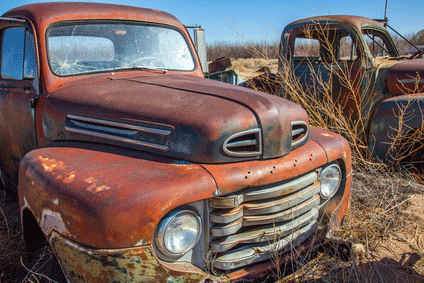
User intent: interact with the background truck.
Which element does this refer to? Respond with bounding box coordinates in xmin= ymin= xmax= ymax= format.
xmin=0 ymin=2 xmax=351 ymax=282
xmin=279 ymin=15 xmax=424 ymax=172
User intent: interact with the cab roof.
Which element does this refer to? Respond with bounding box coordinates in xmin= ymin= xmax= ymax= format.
xmin=2 ymin=2 xmax=184 ymax=30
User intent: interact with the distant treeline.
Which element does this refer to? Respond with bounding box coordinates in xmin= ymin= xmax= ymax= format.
xmin=207 ymin=42 xmax=279 ymax=61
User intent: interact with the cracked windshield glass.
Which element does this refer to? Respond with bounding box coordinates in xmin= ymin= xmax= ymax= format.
xmin=47 ymin=22 xmax=195 ymax=76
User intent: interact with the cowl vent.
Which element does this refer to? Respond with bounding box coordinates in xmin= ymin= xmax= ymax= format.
xmin=222 ymin=129 xmax=262 ymax=157
xmin=291 ymin=121 xmax=309 ymax=148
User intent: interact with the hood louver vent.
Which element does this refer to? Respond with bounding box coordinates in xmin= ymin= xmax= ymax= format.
xmin=65 ymin=114 xmax=172 ymax=150
xmin=291 ymin=121 xmax=309 ymax=148
xmin=222 ymin=129 xmax=262 ymax=157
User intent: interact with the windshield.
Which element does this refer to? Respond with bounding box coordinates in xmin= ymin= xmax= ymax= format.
xmin=47 ymin=22 xmax=196 ymax=76
xmin=362 ymin=28 xmax=399 ymax=58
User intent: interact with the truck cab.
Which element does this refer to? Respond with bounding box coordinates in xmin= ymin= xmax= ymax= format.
xmin=281 ymin=16 xmax=424 ymax=169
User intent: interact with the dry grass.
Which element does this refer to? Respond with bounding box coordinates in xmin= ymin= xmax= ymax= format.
xmin=277 ymin=166 xmax=424 ymax=283
xmin=0 ymin=190 xmax=25 ymax=282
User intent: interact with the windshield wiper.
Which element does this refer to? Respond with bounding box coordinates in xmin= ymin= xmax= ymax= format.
xmin=113 ymin=66 xmax=167 ymax=74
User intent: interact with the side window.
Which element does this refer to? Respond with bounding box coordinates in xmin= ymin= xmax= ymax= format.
xmin=294 ymin=37 xmax=320 ymax=57
xmin=362 ymin=30 xmax=393 ymax=58
xmin=1 ymin=27 xmax=24 ymax=80
xmin=293 ymin=37 xmax=320 ymax=62
xmin=292 ymin=29 xmax=359 ymax=64
xmin=339 ymin=34 xmax=358 ymax=61
xmin=1 ymin=27 xmax=36 ymax=80
xmin=24 ymin=29 xmax=37 ymax=79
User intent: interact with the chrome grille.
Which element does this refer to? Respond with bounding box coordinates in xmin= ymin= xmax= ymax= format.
xmin=209 ymin=171 xmax=320 ymax=270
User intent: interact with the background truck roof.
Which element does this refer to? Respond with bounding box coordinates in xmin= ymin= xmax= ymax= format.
xmin=285 ymin=15 xmax=385 ymax=32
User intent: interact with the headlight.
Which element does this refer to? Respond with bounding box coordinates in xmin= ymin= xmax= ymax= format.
xmin=155 ymin=210 xmax=202 ymax=257
xmin=319 ymin=164 xmax=342 ymax=199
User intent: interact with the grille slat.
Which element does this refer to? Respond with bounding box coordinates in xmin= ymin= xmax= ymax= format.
xmin=209 ymin=171 xmax=317 ymax=209
xmin=210 ymin=181 xmax=320 ymax=224
xmin=65 ymin=114 xmax=173 ymax=150
xmin=226 ymin=139 xmax=258 ymax=148
xmin=291 ymin=121 xmax=309 ymax=148
xmin=212 ymin=221 xmax=318 ymax=270
xmin=210 ymin=207 xmax=319 ymax=253
xmin=222 ymin=129 xmax=262 ymax=157
xmin=209 ymin=170 xmax=320 ymax=270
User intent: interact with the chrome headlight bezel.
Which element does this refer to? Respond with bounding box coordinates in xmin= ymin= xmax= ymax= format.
xmin=319 ymin=163 xmax=342 ymax=199
xmin=155 ymin=209 xmax=202 ymax=258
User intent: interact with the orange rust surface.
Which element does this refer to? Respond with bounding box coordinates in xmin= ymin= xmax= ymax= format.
xmin=202 ymin=127 xmax=351 ymax=195
xmin=309 ymin=127 xmax=352 ymax=225
xmin=18 ymin=127 xmax=352 ymax=250
xmin=18 ymin=142 xmax=217 ymax=249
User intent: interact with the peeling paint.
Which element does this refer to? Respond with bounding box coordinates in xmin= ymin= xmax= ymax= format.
xmin=40 ymin=209 xmax=69 ymax=235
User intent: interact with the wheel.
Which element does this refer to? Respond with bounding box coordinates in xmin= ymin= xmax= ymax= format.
xmin=21 ymin=210 xmax=67 ymax=282
xmin=406 ymin=146 xmax=424 ymax=177
xmin=397 ymin=141 xmax=424 ymax=180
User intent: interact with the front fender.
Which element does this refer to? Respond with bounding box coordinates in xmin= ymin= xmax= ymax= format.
xmin=18 ymin=141 xmax=217 ymax=249
xmin=368 ymin=93 xmax=424 ymax=162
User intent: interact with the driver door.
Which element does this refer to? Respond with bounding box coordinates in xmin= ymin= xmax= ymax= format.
xmin=0 ymin=24 xmax=39 ymax=186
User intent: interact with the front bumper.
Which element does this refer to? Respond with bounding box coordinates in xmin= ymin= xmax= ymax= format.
xmin=50 ymin=232 xmax=210 ymax=282
xmin=51 ymin=229 xmax=329 ymax=283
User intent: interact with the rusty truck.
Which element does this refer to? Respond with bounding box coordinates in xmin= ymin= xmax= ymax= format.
xmin=279 ymin=16 xmax=424 ymax=171
xmin=0 ymin=3 xmax=351 ymax=282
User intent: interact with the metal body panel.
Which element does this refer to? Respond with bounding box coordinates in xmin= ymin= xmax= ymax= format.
xmin=387 ymin=58 xmax=424 ymax=95
xmin=18 ymin=141 xmax=218 ymax=248
xmin=202 ymin=127 xmax=351 ymax=195
xmin=369 ymin=92 xmax=424 ymax=162
xmin=42 ymin=74 xmax=308 ymax=163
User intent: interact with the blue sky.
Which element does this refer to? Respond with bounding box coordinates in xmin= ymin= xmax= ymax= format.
xmin=2 ymin=0 xmax=423 ymax=44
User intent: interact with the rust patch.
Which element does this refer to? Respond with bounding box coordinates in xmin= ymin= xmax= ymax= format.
xmin=37 ymin=155 xmax=77 ymax=185
xmin=38 ymin=156 xmax=66 ymax=172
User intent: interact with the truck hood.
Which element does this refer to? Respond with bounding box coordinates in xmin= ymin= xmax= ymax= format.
xmin=387 ymin=58 xmax=424 ymax=95
xmin=43 ymin=74 xmax=309 ymax=163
